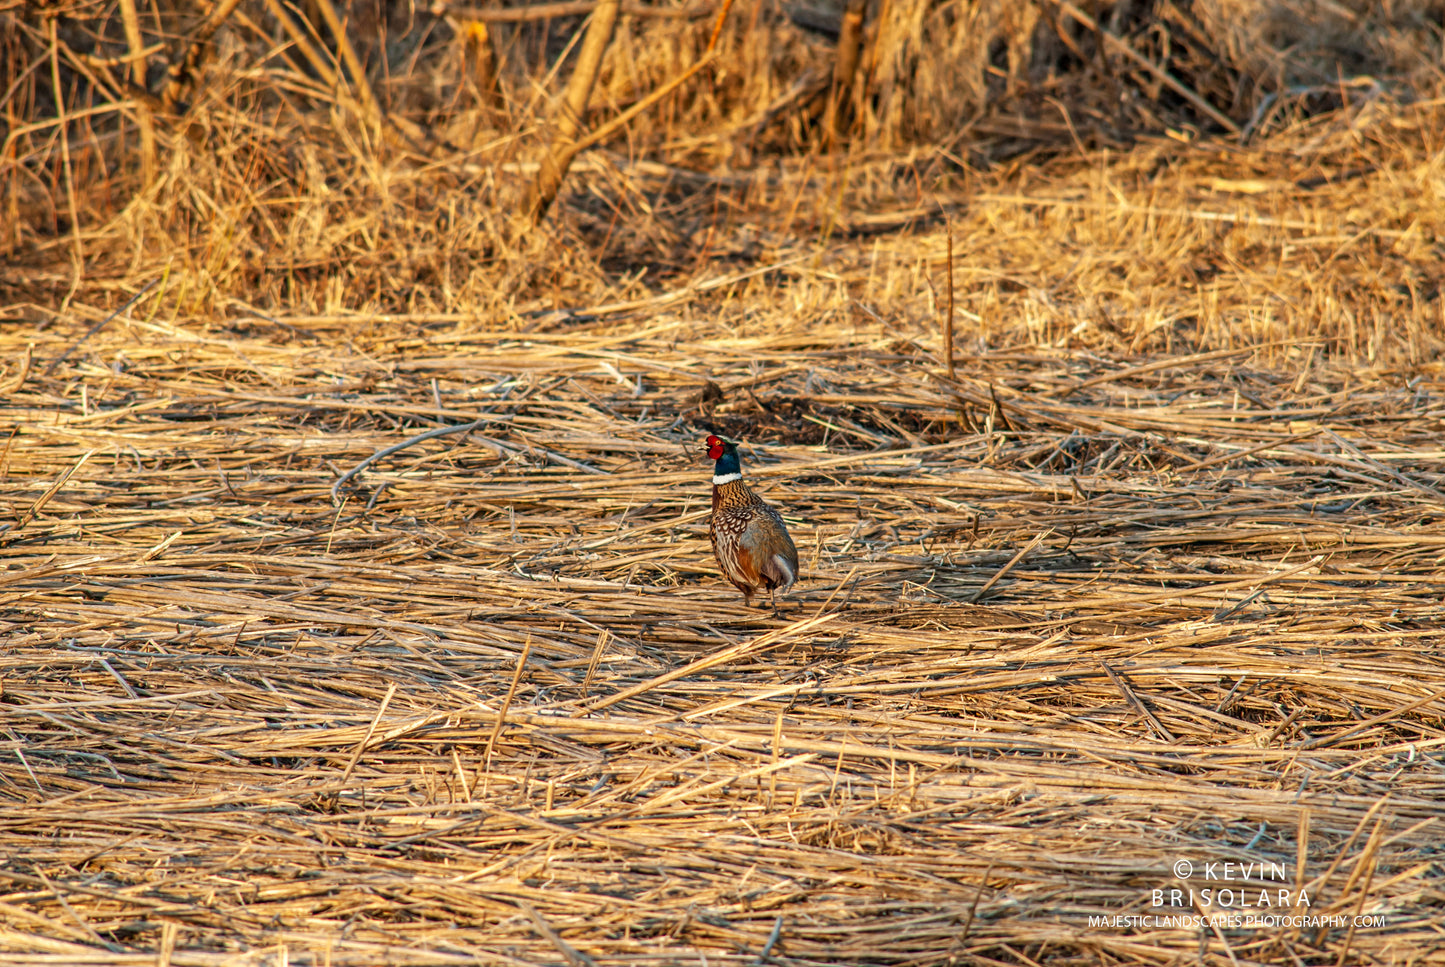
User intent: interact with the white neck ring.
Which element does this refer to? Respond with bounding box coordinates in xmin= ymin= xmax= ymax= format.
xmin=712 ymin=472 xmax=742 ymax=485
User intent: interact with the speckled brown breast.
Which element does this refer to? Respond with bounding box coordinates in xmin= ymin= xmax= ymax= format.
xmin=710 ymin=505 xmax=763 ymax=589
xmin=708 ymin=480 xmax=796 ymax=600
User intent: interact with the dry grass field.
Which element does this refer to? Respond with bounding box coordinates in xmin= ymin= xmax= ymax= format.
xmin=4 ymin=0 xmax=1445 ymax=964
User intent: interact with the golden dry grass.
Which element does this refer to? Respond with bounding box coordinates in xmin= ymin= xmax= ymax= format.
xmin=5 ymin=1 xmax=1445 ymax=964
xmin=3 ymin=301 xmax=1445 ymax=965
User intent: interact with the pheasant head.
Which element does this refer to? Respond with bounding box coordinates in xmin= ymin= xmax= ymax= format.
xmin=702 ymin=434 xmax=742 ymax=484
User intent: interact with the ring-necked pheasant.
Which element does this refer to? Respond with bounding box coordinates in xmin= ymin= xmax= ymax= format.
xmin=702 ymin=434 xmax=799 ymax=608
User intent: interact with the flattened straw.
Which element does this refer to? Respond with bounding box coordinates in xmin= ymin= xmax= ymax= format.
xmin=1260 ymin=708 xmax=1302 ymax=746
xmin=966 ymin=529 xmax=1049 ymax=603
xmin=539 ymin=249 xmax=813 ymax=319
xmin=502 ymin=433 xmax=609 ymax=474
xmin=754 ymin=914 xmax=784 ymax=965
xmin=1298 ymin=687 xmax=1445 ymax=751
xmin=1047 ymin=343 xmax=1296 ymax=398
xmin=1064 ymin=555 xmax=1326 ymax=611
xmin=484 ymin=635 xmax=534 ymax=775
xmin=157 ymin=922 xmax=178 ymax=967
xmin=1336 ymin=816 xmax=1387 ymax=967
xmin=4 ymin=449 xmax=93 ymax=539
xmin=14 ymin=747 xmax=42 ymax=794
xmin=1101 ymin=662 xmax=1176 ymax=742
xmin=581 ymin=629 xmax=610 ymax=696
xmin=973 ymin=194 xmax=1407 ymax=236
xmin=331 ymin=418 xmax=605 ymax=504
xmin=1 ymin=348 xmax=30 ymax=395
xmin=6 ymin=164 xmax=1445 ymax=963
xmin=813 ymin=563 xmax=861 ymax=616
xmin=0 ymin=868 xmax=204 ymax=918
xmin=137 ymin=529 xmax=182 ymax=563
xmin=452 ymin=747 xmax=473 ymax=803
xmin=331 ymin=419 xmax=485 ymax=504
xmin=1177 ymin=427 xmax=1322 ymax=473
xmin=1322 ymin=428 xmax=1445 ymax=504
xmin=33 ymin=866 xmax=122 ymax=953
xmin=521 ymin=901 xmax=597 ymax=967
xmin=97 ymin=658 xmax=139 ymax=699
xmin=326 ymin=496 xmax=347 ymax=554
xmin=326 ymin=682 xmax=397 ymax=811
xmin=1206 ymin=917 xmax=1243 ymax=967
xmin=987 ymin=383 xmax=1013 ymax=432
xmin=1296 ymin=810 xmax=1310 ymax=908
xmin=579 ymin=614 xmax=837 ymax=714
xmin=1302 ymin=796 xmax=1391 ymax=901
xmin=1211 ymin=586 xmax=1269 ymax=621
xmin=959 ymin=864 xmax=992 ymax=944
xmin=624 ymin=753 xmax=816 ymax=815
